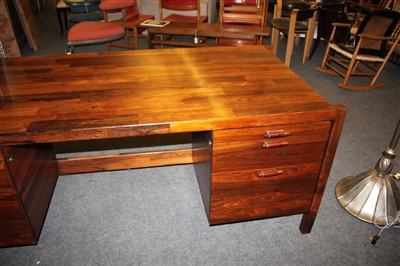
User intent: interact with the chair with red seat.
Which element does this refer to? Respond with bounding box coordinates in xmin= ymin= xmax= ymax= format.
xmin=66 ymin=0 xmax=134 ymax=54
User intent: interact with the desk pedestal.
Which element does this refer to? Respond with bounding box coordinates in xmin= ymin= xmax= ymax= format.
xmin=0 ymin=145 xmax=58 ymax=247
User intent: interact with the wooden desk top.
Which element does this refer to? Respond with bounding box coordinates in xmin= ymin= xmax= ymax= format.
xmin=0 ymin=46 xmax=336 ymax=146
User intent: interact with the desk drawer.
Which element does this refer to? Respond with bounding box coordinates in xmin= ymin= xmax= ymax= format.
xmin=209 ymin=162 xmax=320 ymax=224
xmin=212 ymin=122 xmax=331 ymax=173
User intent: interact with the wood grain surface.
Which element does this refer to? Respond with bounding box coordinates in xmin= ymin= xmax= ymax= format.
xmin=0 ymin=46 xmax=335 ymax=146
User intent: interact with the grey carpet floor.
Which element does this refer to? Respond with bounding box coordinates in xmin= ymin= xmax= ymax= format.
xmin=1 ymin=6 xmax=400 ymax=266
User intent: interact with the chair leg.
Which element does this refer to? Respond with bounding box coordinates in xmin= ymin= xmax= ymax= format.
xmin=66 ymin=45 xmax=73 ymax=54
xmin=341 ymin=55 xmax=358 ymax=86
xmin=303 ymin=32 xmax=313 ymax=63
xmin=370 ymin=62 xmax=386 ymax=86
xmin=271 ymin=28 xmax=280 ymax=55
xmin=285 ymin=31 xmax=295 ymax=67
xmin=133 ymin=27 xmax=139 ymax=49
xmin=317 ymin=43 xmax=331 ymax=69
xmin=160 ymin=34 xmax=164 ymax=49
xmin=284 ymin=11 xmax=298 ymax=67
xmin=303 ymin=14 xmax=316 ymax=63
xmin=295 ymin=35 xmax=300 ymax=46
xmin=36 ymin=0 xmax=41 ymax=14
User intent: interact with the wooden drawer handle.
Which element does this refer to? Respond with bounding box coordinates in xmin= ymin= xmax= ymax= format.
xmin=258 ymin=169 xmax=283 ymax=178
xmin=262 ymin=141 xmax=288 ymax=149
xmin=264 ymin=130 xmax=291 ymax=139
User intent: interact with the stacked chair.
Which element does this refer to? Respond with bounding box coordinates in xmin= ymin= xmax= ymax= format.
xmin=218 ymin=0 xmax=268 ymax=46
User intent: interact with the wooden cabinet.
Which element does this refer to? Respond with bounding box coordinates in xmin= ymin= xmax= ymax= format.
xmin=0 ymin=145 xmax=58 ymax=247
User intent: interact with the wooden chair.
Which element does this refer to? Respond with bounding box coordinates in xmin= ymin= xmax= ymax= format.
xmin=66 ymin=0 xmax=134 ymax=54
xmin=218 ymin=0 xmax=268 ymax=46
xmin=157 ymin=0 xmax=208 ymax=47
xmin=315 ymin=9 xmax=400 ymax=90
xmin=158 ymin=0 xmax=207 ymax=23
xmin=345 ymin=0 xmax=393 ymax=28
xmin=107 ymin=1 xmax=155 ymax=50
xmin=271 ymin=0 xmax=317 ymax=67
xmin=57 ymin=0 xmax=103 ymax=37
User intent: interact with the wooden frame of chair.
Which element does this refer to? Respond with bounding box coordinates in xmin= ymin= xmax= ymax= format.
xmin=107 ymin=2 xmax=155 ymax=50
xmin=271 ymin=0 xmax=317 ymax=67
xmin=218 ymin=0 xmax=268 ymax=45
xmin=359 ymin=0 xmax=393 ymax=9
xmin=158 ymin=0 xmax=207 ymax=23
xmin=315 ymin=11 xmax=400 ymax=90
xmin=157 ymin=0 xmax=207 ymax=48
xmin=392 ymin=0 xmax=400 ymax=11
xmin=36 ymin=0 xmax=46 ymax=14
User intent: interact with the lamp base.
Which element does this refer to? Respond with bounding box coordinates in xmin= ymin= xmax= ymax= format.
xmin=335 ymin=169 xmax=400 ymax=226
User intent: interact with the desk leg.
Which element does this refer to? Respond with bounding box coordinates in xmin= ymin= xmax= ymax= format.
xmin=299 ymin=105 xmax=346 ymax=234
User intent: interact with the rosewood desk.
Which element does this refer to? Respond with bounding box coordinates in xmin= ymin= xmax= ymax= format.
xmin=0 ymin=46 xmax=346 ymax=247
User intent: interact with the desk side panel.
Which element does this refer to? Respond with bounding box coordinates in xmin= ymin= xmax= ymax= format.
xmin=0 ymin=151 xmax=36 ymax=247
xmin=0 ymin=144 xmax=59 ymax=247
xmin=193 ymin=132 xmax=213 ymax=219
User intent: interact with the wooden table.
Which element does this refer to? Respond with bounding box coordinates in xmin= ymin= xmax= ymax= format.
xmin=146 ymin=21 xmax=270 ymax=48
xmin=0 ymin=46 xmax=346 ymax=247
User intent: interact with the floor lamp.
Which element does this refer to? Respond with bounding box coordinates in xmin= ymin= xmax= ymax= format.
xmin=335 ymin=118 xmax=400 ymax=226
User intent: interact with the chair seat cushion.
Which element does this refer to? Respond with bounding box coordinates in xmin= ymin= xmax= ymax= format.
xmin=100 ymin=0 xmax=134 ymax=10
xmin=164 ymin=14 xmax=207 ymax=23
xmin=68 ymin=21 xmax=124 ymax=42
xmin=329 ymin=43 xmax=386 ymax=62
xmin=271 ymin=18 xmax=308 ymax=31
